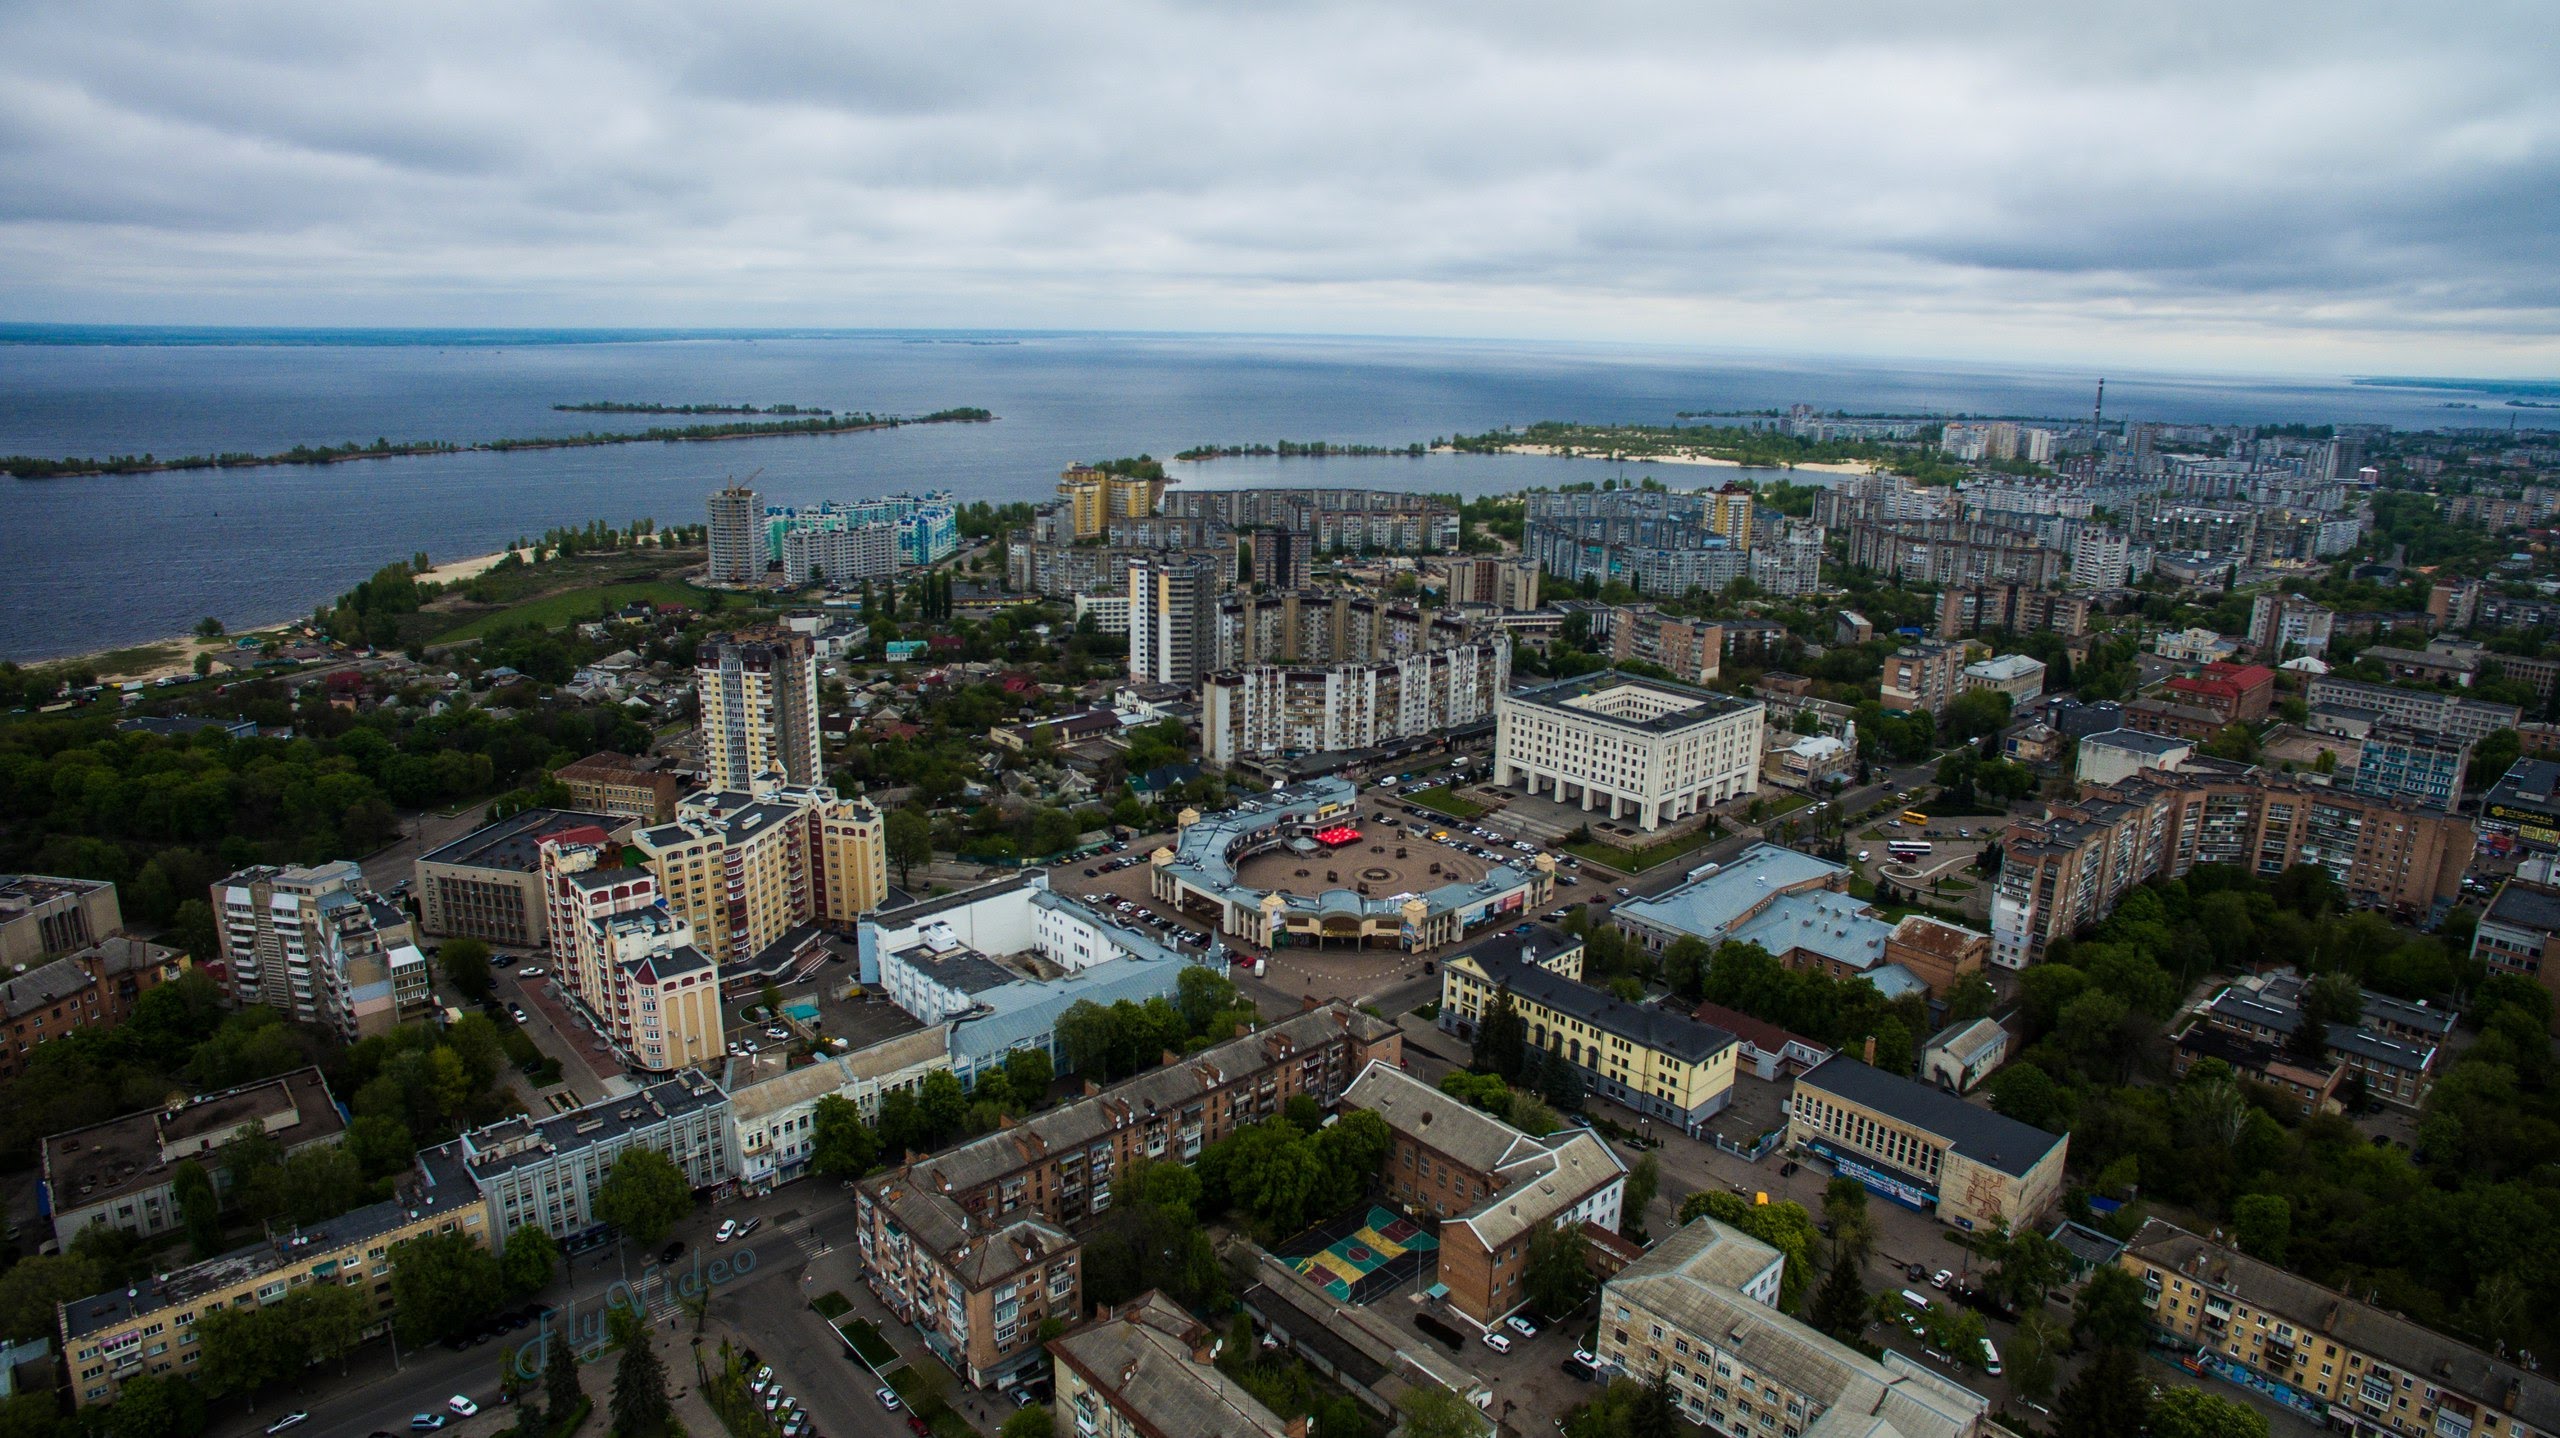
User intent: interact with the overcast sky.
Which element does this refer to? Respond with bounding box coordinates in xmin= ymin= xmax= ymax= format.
xmin=2 ymin=1 xmax=2555 ymax=374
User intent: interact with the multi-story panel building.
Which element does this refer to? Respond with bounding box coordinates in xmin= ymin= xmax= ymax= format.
xmin=696 ymin=629 xmax=822 ymax=788
xmin=0 ymin=874 xmax=122 ymax=967
xmin=2474 ymin=881 xmax=2560 ymax=1030
xmin=866 ymin=1001 xmax=1398 ymax=1234
xmin=1991 ymin=772 xmax=2475 ymax=969
xmin=553 ymin=752 xmax=683 ymax=825
xmin=781 ymin=521 xmax=899 ymax=586
xmin=1881 ymin=640 xmax=1967 ymax=717
xmin=1494 ymin=672 xmax=1765 ymax=832
xmin=1843 ymin=520 xmax=2067 ymax=588
xmin=2305 ymin=675 xmax=2521 ymax=746
xmin=1159 ymin=488 xmax=1456 ymax=553
xmin=428 ymin=1075 xmax=733 ymax=1251
xmin=2120 ymin=1219 xmax=2560 ymax=1438
xmin=1127 ymin=555 xmax=1221 ymax=687
xmin=2070 ymin=525 xmax=2130 ymax=587
xmin=59 ymin=1167 xmax=489 ymax=1408
xmin=1748 ymin=522 xmax=1826 ymax=597
xmin=2351 ymin=724 xmax=2473 ymax=813
xmin=1608 ymin=607 xmax=1723 ymax=686
xmin=0 ymin=936 xmax=183 ymax=1080
xmin=2249 ymin=592 xmax=2336 ymax=658
xmin=1200 ymin=638 xmax=1509 ymax=765
xmin=1600 ymin=1217 xmax=1989 ymax=1438
xmin=1435 ymin=925 xmax=1737 ymax=1133
xmin=214 ymin=861 xmax=426 ymax=1040
xmin=1346 ymin=1062 xmax=1625 ymax=1326
xmin=1049 ymin=1293 xmax=1287 ymax=1438
xmin=630 ymin=780 xmax=888 ymax=973
xmin=707 ymin=482 xmax=764 ymax=585
xmin=43 ymin=1068 xmax=347 ymax=1246
xmin=725 ymin=1027 xmax=951 ymax=1191
xmin=414 ymin=807 xmax=633 ymax=946
xmin=1426 ymin=554 xmax=1542 ymax=611
xmin=857 ymin=1174 xmax=1080 ymax=1388
xmin=1934 ymin=583 xmax=2092 ymax=639
xmin=1789 ymin=1056 xmax=2069 ymax=1232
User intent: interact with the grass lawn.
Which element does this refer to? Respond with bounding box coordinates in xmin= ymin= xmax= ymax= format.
xmin=810 ymin=1290 xmax=851 ymax=1320
xmin=839 ymin=1316 xmax=901 ymax=1368
xmin=1563 ymin=830 xmax=1718 ymax=875
xmin=1935 ymin=878 xmax=1976 ymax=894
xmin=1408 ymin=785 xmax=1486 ymax=820
xmin=1760 ymin=792 xmax=1811 ymax=818
xmin=83 ymin=640 xmax=187 ymax=678
xmin=432 ymin=579 xmax=714 ymax=644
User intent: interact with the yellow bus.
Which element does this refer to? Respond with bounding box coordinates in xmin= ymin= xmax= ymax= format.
xmin=1902 ymin=810 xmax=1929 ymax=826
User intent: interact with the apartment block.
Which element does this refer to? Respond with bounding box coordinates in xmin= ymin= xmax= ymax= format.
xmin=1880 ymin=640 xmax=1967 ymax=717
xmin=2070 ymin=526 xmax=2130 ymax=588
xmin=1200 ymin=639 xmax=1509 ymax=765
xmin=2121 ymin=1219 xmax=2560 ymax=1438
xmin=414 ymin=807 xmax=632 ymax=946
xmin=2249 ymin=592 xmax=2335 ymax=658
xmin=1933 ymin=582 xmax=2093 ymax=640
xmin=1436 ymin=925 xmax=1737 ymax=1133
xmin=1991 ymin=772 xmax=2474 ymax=969
xmin=1128 ymin=554 xmax=1221 ymax=686
xmin=858 ymin=1174 xmax=1080 ymax=1388
xmin=707 ymin=482 xmax=764 ymax=585
xmin=2351 ymin=724 xmax=2473 ymax=813
xmin=1346 ymin=1061 xmax=1625 ymax=1326
xmin=0 ymin=874 xmax=122 ymax=967
xmin=696 ymin=628 xmax=823 ymax=788
xmin=2474 ymin=881 xmax=2560 ymax=1030
xmin=60 ymin=1168 xmax=488 ymax=1407
xmin=553 ymin=752 xmax=683 ymax=824
xmin=43 ymin=1068 xmax=347 ymax=1246
xmin=214 ymin=861 xmax=427 ymax=1040
xmin=631 ymin=780 xmax=888 ymax=973
xmin=1494 ymin=672 xmax=1765 ymax=831
xmin=1426 ymin=554 xmax=1541 ymax=611
xmin=537 ymin=828 xmax=723 ymax=1073
xmin=1789 ymin=1057 xmax=2068 ymax=1232
xmin=1961 ymin=654 xmax=2046 ymax=705
xmin=1600 ymin=1218 xmax=1988 ymax=1438
xmin=2305 ymin=675 xmax=2521 ymax=746
xmin=426 ymin=1074 xmax=733 ymax=1252
xmin=0 ymin=936 xmax=184 ymax=1080
xmin=1608 ymin=607 xmax=1723 ymax=686
xmin=1049 ymin=1293 xmax=1288 ymax=1438
xmin=725 ymin=1027 xmax=951 ymax=1190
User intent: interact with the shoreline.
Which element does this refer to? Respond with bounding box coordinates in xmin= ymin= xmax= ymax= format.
xmin=1489 ymin=442 xmax=1875 ymax=475
xmin=28 ymin=547 xmax=523 ymax=680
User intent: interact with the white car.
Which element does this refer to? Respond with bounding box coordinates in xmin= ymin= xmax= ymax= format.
xmin=875 ymin=1388 xmax=903 ymax=1412
xmin=1482 ymin=1332 xmax=1512 ymax=1354
xmin=1931 ymin=1269 xmax=1954 ymax=1290
xmin=517 ymin=966 xmax=545 ymax=979
xmin=1856 ymin=850 xmax=1871 ymax=862
xmin=265 ymin=1414 xmax=310 ymax=1435
xmin=1505 ymin=1315 xmax=1538 ymax=1338
xmin=764 ymin=1025 xmax=789 ymax=1040
xmin=1571 ymin=1348 xmax=1599 ymax=1369
xmin=716 ymin=1219 xmax=739 ymax=1243
xmin=448 ymin=1396 xmax=480 ymax=1418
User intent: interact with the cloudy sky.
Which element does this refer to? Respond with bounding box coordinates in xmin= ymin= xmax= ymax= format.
xmin=2 ymin=1 xmax=2555 ymax=373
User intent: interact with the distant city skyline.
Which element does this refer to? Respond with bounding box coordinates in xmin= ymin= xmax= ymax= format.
xmin=0 ymin=3 xmax=2555 ymax=374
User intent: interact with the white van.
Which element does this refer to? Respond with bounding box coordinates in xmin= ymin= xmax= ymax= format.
xmin=1978 ymin=1338 xmax=2002 ymax=1375
xmin=1899 ymin=1289 xmax=1932 ymax=1311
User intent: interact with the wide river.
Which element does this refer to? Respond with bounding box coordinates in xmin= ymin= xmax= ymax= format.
xmin=0 ymin=327 xmax=2537 ymax=661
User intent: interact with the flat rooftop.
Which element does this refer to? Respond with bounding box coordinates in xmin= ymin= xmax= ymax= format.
xmin=43 ymin=1067 xmax=344 ymax=1211
xmin=419 ymin=807 xmax=628 ymax=874
xmin=1505 ymin=670 xmax=1760 ymax=733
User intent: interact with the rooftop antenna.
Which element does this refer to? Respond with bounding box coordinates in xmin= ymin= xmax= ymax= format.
xmin=2093 ymin=378 xmax=2106 ymax=438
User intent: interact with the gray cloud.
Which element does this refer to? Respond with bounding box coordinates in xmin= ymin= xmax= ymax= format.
xmin=1 ymin=0 xmax=2555 ymax=371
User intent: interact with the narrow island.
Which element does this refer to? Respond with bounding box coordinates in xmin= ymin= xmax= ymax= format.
xmin=0 ymin=407 xmax=996 ymax=480
xmin=1174 ymin=439 xmax=1428 ymax=460
xmin=553 ymin=401 xmax=834 ymax=415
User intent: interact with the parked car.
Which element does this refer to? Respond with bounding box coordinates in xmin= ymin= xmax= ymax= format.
xmin=1572 ymin=1348 xmax=1599 ymax=1368
xmin=1931 ymin=1269 xmax=1953 ymax=1290
xmin=448 ymin=1397 xmax=480 ymax=1418
xmin=716 ymin=1219 xmax=739 ymax=1243
xmin=736 ymin=1217 xmax=763 ymax=1239
xmin=266 ymin=1414 xmax=310 ymax=1435
xmin=1505 ymin=1315 xmax=1538 ymax=1338
xmin=1482 ymin=1332 xmax=1512 ymax=1354
xmin=660 ymin=1240 xmax=685 ymax=1263
xmin=1560 ymin=1358 xmax=1596 ymax=1382
xmin=875 ymin=1388 xmax=903 ymax=1412
xmin=410 ymin=1417 xmax=448 ymax=1432
xmin=517 ymin=966 xmax=545 ymax=979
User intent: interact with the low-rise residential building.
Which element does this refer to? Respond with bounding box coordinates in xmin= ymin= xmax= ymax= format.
xmin=1919 ymin=1018 xmax=2007 ymax=1094
xmin=725 ymin=1027 xmax=951 ymax=1191
xmin=414 ymin=807 xmax=634 ymax=946
xmin=1880 ymin=640 xmax=1967 ymax=718
xmin=1600 ymin=1217 xmax=1989 ymax=1438
xmin=58 ymin=1164 xmax=489 ymax=1407
xmin=1494 ymin=671 xmax=1765 ymax=832
xmin=1049 ymin=1292 xmax=1286 ymax=1438
xmin=553 ymin=752 xmax=684 ymax=824
xmin=2124 ymin=696 xmax=2232 ymax=741
xmin=43 ymin=1067 xmax=347 ymax=1246
xmin=2120 ymin=1219 xmax=2560 ymax=1438
xmin=859 ymin=874 xmax=1217 ymax=1089
xmin=1614 ymin=845 xmax=1987 ymax=1000
xmin=0 ymin=875 xmax=122 ymax=967
xmin=425 ymin=1074 xmax=734 ymax=1252
xmin=1345 ymin=1061 xmax=1625 ymax=1326
xmin=2169 ymin=1019 xmax=2347 ymax=1118
xmin=2480 ymin=757 xmax=2560 ymax=849
xmin=857 ymin=1172 xmax=1080 ymax=1388
xmin=2074 ymin=728 xmax=2194 ymax=788
xmin=1788 ymin=1056 xmax=2068 ymax=1232
xmin=1150 ymin=778 xmax=1553 ymax=951
xmin=215 ymin=860 xmax=427 ymax=1040
xmin=1960 ymin=654 xmax=2046 ymax=706
xmin=0 ymin=936 xmax=185 ymax=1079
xmin=1435 ymin=925 xmax=1738 ymax=1134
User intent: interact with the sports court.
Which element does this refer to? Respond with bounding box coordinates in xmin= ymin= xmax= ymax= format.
xmin=1279 ymin=1204 xmax=1439 ymax=1303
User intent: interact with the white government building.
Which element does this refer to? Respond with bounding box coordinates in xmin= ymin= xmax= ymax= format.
xmin=1494 ymin=671 xmax=1766 ymax=832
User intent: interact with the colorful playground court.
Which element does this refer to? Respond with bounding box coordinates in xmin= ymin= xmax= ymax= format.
xmin=1283 ymin=1205 xmax=1438 ymax=1303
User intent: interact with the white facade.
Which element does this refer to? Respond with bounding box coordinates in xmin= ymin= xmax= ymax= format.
xmin=707 ymin=483 xmax=763 ymax=585
xmin=1961 ymin=654 xmax=2047 ymax=705
xmin=2070 ymin=526 xmax=2130 ymax=588
xmin=781 ymin=522 xmax=899 ymax=586
xmin=1074 ymin=593 xmax=1132 ymax=635
xmin=1495 ymin=674 xmax=1764 ymax=832
xmin=1200 ymin=639 xmax=1510 ymax=765
xmin=1127 ymin=556 xmax=1218 ymax=686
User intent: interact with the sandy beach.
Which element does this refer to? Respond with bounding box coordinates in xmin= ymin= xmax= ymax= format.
xmin=1492 ymin=443 xmax=1874 ymax=476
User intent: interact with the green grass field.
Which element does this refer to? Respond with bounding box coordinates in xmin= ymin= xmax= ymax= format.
xmin=1563 ymin=830 xmax=1717 ymax=875
xmin=1407 ymin=785 xmax=1486 ymax=820
xmin=431 ymin=579 xmax=715 ymax=644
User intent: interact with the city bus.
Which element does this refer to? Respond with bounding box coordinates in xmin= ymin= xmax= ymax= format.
xmin=1887 ymin=840 xmax=1933 ymax=861
xmin=1901 ymin=810 xmax=1929 ymax=826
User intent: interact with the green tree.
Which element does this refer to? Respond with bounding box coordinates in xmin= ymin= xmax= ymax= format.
xmin=2072 ymin=1263 xmax=2152 ymax=1352
xmin=2148 ymin=1387 xmax=2271 ymax=1438
xmin=441 ymin=937 xmax=496 ymax=1005
xmin=290 ymin=1280 xmax=371 ymax=1373
xmin=886 ymin=809 xmax=934 ymax=887
xmin=1056 ymin=1000 xmax=1115 ymax=1078
xmin=1619 ymin=1154 xmax=1659 ymax=1240
xmin=194 ymin=1303 xmax=300 ymax=1398
xmin=593 ymin=1148 xmax=693 ymax=1246
xmin=1397 ymin=1381 xmax=1488 ymax=1438
xmin=810 ymin=1094 xmax=882 ymax=1178
xmin=1807 ymin=1245 xmax=1868 ymax=1339
xmin=2006 ymin=1311 xmax=2067 ymax=1405
xmin=608 ymin=1305 xmax=671 ymax=1438
xmin=502 ymin=1224 xmax=561 ymax=1298
xmin=390 ymin=1230 xmax=504 ymax=1343
xmin=1001 ymin=1408 xmax=1053 ymax=1438
xmin=1524 ymin=1220 xmax=1596 ymax=1317
xmin=545 ymin=1327 xmax=585 ymax=1425
xmin=1000 ymin=1047 xmax=1055 ymax=1108
xmin=0 ymin=1255 xmax=101 ymax=1342
xmin=2054 ymin=1344 xmax=2150 ymax=1438
xmin=102 ymin=1373 xmax=205 ymax=1438
xmin=2471 ymin=728 xmax=2521 ymax=791
xmin=2232 ymin=1193 xmax=2291 ymax=1264
xmin=173 ymin=1160 xmax=224 ymax=1258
